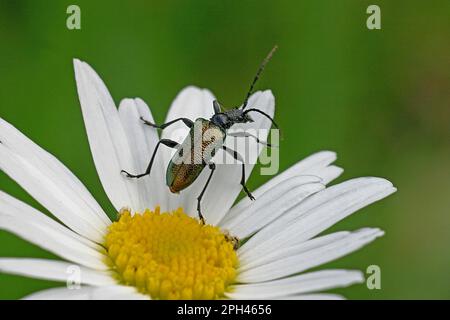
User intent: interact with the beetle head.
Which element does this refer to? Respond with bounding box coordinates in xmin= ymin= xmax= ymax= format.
xmin=211 ymin=108 xmax=254 ymax=129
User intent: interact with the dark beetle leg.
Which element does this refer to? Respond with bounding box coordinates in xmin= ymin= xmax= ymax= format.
xmin=121 ymin=138 xmax=179 ymax=179
xmin=242 ymin=108 xmax=279 ymax=129
xmin=228 ymin=131 xmax=278 ymax=148
xmin=140 ymin=116 xmax=193 ymax=129
xmin=196 ymin=162 xmax=216 ymax=224
xmin=222 ymin=146 xmax=255 ymax=201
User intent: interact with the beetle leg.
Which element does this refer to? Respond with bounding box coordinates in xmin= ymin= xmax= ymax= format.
xmin=239 ymin=162 xmax=255 ymax=201
xmin=140 ymin=116 xmax=193 ymax=129
xmin=222 ymin=146 xmax=255 ymax=201
xmin=228 ymin=131 xmax=278 ymax=148
xmin=121 ymin=138 xmax=179 ymax=179
xmin=196 ymin=162 xmax=216 ymax=224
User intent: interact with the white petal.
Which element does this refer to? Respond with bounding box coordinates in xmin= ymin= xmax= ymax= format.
xmin=23 ymin=287 xmax=95 ymax=300
xmin=244 ymin=150 xmax=339 ymax=196
xmin=0 ymin=118 xmax=111 ymax=226
xmin=89 ymin=286 xmax=149 ymax=300
xmin=0 ymin=191 xmax=101 ymax=250
xmin=74 ymin=59 xmax=140 ymax=212
xmin=237 ymin=228 xmax=383 ymax=283
xmin=0 ymin=258 xmax=114 ymax=286
xmin=228 ymin=270 xmax=363 ymax=299
xmin=308 ymin=165 xmax=343 ymax=185
xmin=220 ymin=151 xmax=341 ymax=226
xmin=160 ymin=86 xmax=216 ymax=213
xmin=23 ymin=285 xmax=148 ymax=300
xmin=0 ymin=145 xmax=106 ymax=242
xmin=239 ymin=177 xmax=396 ymax=258
xmin=0 ymin=215 xmax=107 ymax=270
xmin=118 ymin=98 xmax=162 ymax=211
xmin=0 ymin=118 xmax=110 ymax=241
xmin=220 ymin=176 xmax=325 ymax=238
xmin=202 ymin=90 xmax=275 ymax=225
xmin=239 ymin=231 xmax=350 ymax=271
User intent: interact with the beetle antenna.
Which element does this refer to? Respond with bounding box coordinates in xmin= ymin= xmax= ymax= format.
xmin=243 ymin=108 xmax=279 ymax=129
xmin=241 ymin=45 xmax=278 ymax=110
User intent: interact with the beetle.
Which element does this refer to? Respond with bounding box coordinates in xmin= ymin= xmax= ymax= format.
xmin=121 ymin=46 xmax=278 ymax=224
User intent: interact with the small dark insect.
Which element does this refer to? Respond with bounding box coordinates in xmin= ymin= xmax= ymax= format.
xmin=121 ymin=46 xmax=279 ymax=224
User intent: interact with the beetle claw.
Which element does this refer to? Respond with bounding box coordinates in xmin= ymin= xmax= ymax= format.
xmin=121 ymin=169 xmax=135 ymax=178
xmin=198 ymin=211 xmax=206 ymax=225
xmin=196 ymin=201 xmax=206 ymax=225
xmin=242 ymin=185 xmax=255 ymax=201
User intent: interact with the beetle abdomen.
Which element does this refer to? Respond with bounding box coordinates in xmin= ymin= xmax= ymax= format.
xmin=166 ymin=118 xmax=226 ymax=193
xmin=166 ymin=163 xmax=205 ymax=193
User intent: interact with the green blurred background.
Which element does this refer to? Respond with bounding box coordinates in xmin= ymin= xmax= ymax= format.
xmin=0 ymin=0 xmax=449 ymax=299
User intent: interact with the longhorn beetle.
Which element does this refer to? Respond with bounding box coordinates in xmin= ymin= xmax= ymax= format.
xmin=121 ymin=45 xmax=278 ymax=224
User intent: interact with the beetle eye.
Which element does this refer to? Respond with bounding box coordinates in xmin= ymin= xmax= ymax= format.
xmin=212 ymin=113 xmax=230 ymax=128
xmin=218 ymin=114 xmax=228 ymax=126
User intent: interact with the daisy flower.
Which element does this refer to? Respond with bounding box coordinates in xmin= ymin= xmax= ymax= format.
xmin=0 ymin=59 xmax=396 ymax=300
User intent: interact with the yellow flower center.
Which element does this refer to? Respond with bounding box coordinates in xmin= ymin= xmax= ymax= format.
xmin=104 ymin=207 xmax=238 ymax=299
